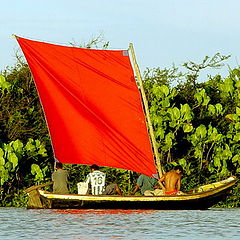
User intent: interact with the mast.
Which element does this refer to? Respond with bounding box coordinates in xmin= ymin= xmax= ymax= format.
xmin=129 ymin=43 xmax=163 ymax=178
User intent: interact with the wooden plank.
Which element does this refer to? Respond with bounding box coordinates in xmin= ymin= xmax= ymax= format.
xmin=24 ymin=182 xmax=53 ymax=193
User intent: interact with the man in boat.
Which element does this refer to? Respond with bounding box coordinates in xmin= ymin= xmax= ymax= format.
xmin=84 ymin=164 xmax=122 ymax=195
xmin=131 ymin=174 xmax=159 ymax=195
xmin=52 ymin=162 xmax=69 ymax=194
xmin=158 ymin=165 xmax=183 ymax=195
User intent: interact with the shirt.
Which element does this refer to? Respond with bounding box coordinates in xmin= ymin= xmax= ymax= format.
xmin=137 ymin=174 xmax=158 ymax=195
xmin=85 ymin=170 xmax=106 ymax=195
xmin=52 ymin=169 xmax=69 ymax=194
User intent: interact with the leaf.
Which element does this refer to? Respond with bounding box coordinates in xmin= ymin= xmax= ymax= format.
xmin=152 ymin=85 xmax=164 ymax=99
xmin=31 ymin=164 xmax=44 ymax=181
xmin=224 ymin=78 xmax=234 ymax=94
xmin=202 ymin=95 xmax=210 ymax=106
xmin=208 ymin=104 xmax=215 ymax=115
xmin=168 ymin=107 xmax=180 ymax=121
xmin=8 ymin=153 xmax=18 ymax=170
xmin=3 ymin=144 xmax=13 ymax=155
xmin=236 ymin=107 xmax=240 ymax=116
xmin=194 ymin=148 xmax=202 ymax=159
xmin=195 ymin=125 xmax=207 ymax=138
xmin=0 ymin=148 xmax=4 ymax=158
xmin=231 ymin=68 xmax=240 ymax=76
xmin=208 ymin=127 xmax=220 ymax=141
xmin=194 ymin=89 xmax=211 ymax=106
xmin=233 ymin=133 xmax=240 ymax=142
xmin=232 ymin=154 xmax=240 ymax=163
xmin=160 ymin=85 xmax=169 ymax=97
xmin=156 ymin=128 xmax=165 ymax=140
xmin=169 ymin=121 xmax=177 ymax=128
xmin=172 ymin=107 xmax=180 ymax=120
xmin=235 ymin=80 xmax=240 ymax=89
xmin=222 ymin=147 xmax=232 ymax=160
xmin=220 ymin=166 xmax=229 ymax=176
xmin=165 ymin=132 xmax=174 ymax=148
xmin=11 ymin=139 xmax=24 ymax=152
xmin=169 ymin=88 xmax=177 ymax=98
xmin=161 ymin=98 xmax=170 ymax=108
xmin=178 ymin=158 xmax=186 ymax=167
xmin=0 ymin=75 xmax=4 ymax=83
xmin=214 ymin=157 xmax=221 ymax=168
xmin=215 ymin=103 xmax=223 ymax=115
xmin=0 ymin=75 xmax=11 ymax=91
xmin=25 ymin=140 xmax=36 ymax=152
xmin=208 ymin=163 xmax=214 ymax=173
xmin=0 ymin=166 xmax=10 ymax=185
xmin=5 ymin=162 xmax=12 ymax=171
xmin=31 ymin=164 xmax=40 ymax=176
xmin=225 ymin=114 xmax=238 ymax=122
xmin=182 ymin=123 xmax=193 ymax=133
xmin=194 ymin=92 xmax=202 ymax=105
xmin=180 ymin=104 xmax=193 ymax=121
xmin=169 ymin=161 xmax=178 ymax=166
xmin=0 ymin=157 xmax=5 ymax=166
xmin=235 ymin=122 xmax=240 ymax=130
xmin=35 ymin=139 xmax=41 ymax=148
xmin=38 ymin=145 xmax=47 ymax=157
xmin=181 ymin=104 xmax=190 ymax=114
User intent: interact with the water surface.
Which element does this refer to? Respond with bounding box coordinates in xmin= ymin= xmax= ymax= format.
xmin=1 ymin=208 xmax=239 ymax=239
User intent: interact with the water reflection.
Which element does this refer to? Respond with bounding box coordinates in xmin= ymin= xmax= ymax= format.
xmin=52 ymin=209 xmax=158 ymax=215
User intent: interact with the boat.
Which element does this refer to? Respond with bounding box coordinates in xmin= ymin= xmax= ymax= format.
xmin=24 ymin=176 xmax=237 ymax=210
xmin=15 ymin=35 xmax=237 ymax=210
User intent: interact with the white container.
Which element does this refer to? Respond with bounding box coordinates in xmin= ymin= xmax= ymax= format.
xmin=77 ymin=182 xmax=89 ymax=195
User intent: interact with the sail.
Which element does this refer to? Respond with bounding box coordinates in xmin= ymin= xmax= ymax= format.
xmin=16 ymin=36 xmax=157 ymax=176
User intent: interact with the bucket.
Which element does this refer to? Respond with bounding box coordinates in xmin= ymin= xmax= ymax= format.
xmin=77 ymin=182 xmax=89 ymax=195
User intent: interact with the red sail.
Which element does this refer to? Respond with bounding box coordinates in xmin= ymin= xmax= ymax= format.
xmin=17 ymin=37 xmax=156 ymax=176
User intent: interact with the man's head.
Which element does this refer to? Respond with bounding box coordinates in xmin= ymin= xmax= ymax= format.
xmin=174 ymin=165 xmax=183 ymax=174
xmin=90 ymin=164 xmax=99 ymax=172
xmin=55 ymin=162 xmax=63 ymax=170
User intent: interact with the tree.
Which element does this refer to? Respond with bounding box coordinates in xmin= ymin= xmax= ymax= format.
xmin=1 ymin=40 xmax=239 ymax=206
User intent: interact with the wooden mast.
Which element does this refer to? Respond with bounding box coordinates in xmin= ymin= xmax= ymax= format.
xmin=129 ymin=43 xmax=163 ymax=178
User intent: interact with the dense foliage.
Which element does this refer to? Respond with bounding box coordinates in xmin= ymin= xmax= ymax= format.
xmin=0 ymin=48 xmax=239 ymax=207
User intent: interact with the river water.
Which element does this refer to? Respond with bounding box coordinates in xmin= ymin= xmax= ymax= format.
xmin=0 ymin=208 xmax=239 ymax=240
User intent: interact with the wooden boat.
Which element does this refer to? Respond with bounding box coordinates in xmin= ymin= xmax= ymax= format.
xmin=25 ymin=176 xmax=237 ymax=210
xmin=15 ymin=36 xmax=237 ymax=210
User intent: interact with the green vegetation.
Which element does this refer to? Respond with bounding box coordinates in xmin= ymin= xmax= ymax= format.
xmin=0 ymin=45 xmax=239 ymax=207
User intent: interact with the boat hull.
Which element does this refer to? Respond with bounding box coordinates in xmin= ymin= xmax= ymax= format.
xmin=26 ymin=176 xmax=237 ymax=210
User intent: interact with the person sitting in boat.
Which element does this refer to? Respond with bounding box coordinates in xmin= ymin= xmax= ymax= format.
xmin=131 ymin=174 xmax=159 ymax=195
xmin=84 ymin=164 xmax=122 ymax=195
xmin=52 ymin=162 xmax=69 ymax=194
xmin=158 ymin=165 xmax=183 ymax=195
